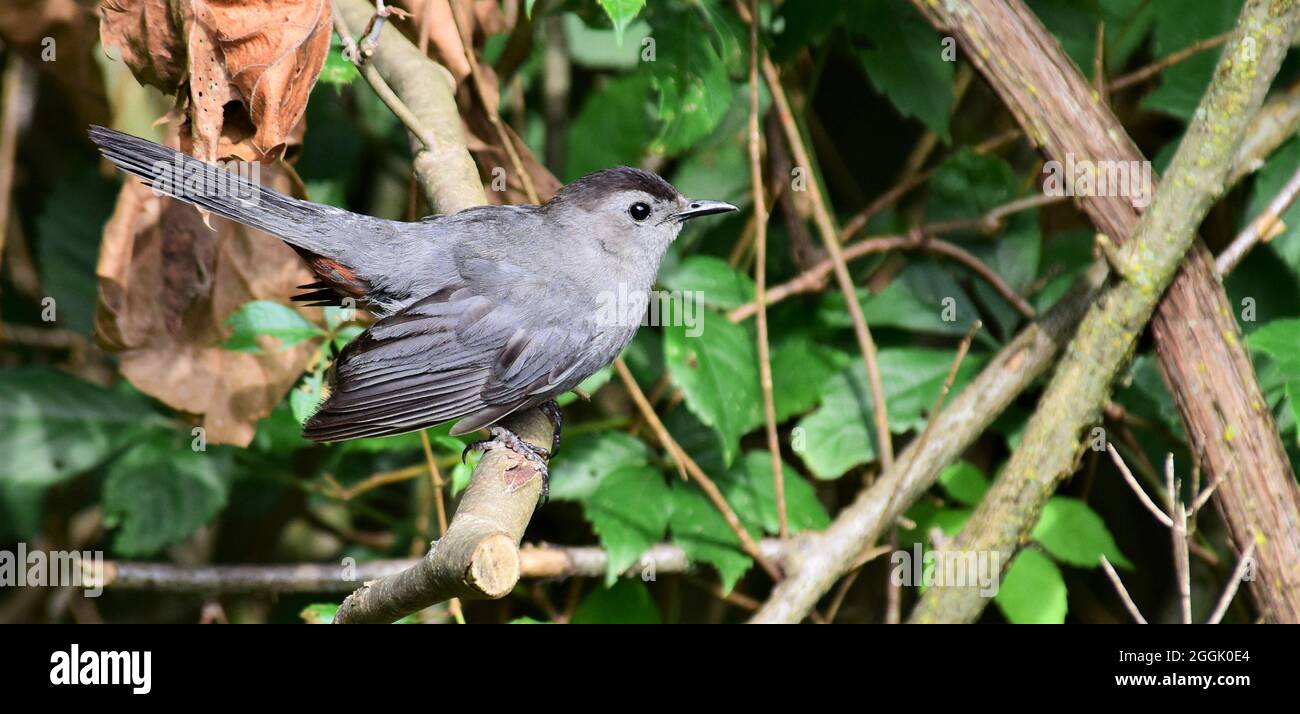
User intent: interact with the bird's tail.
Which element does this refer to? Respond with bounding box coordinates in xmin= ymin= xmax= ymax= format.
xmin=88 ymin=125 xmax=344 ymax=255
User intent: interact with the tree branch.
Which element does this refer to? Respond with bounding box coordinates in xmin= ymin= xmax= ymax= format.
xmin=333 ymin=409 xmax=551 ymax=623
xmin=92 ymin=540 xmax=792 ymax=593
xmin=907 ymin=0 xmax=1300 ymax=624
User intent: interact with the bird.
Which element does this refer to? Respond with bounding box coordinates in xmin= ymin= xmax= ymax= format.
xmin=88 ymin=125 xmax=736 ymax=493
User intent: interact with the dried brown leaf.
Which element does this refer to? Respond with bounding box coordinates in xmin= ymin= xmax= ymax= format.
xmin=99 ymin=0 xmax=188 ymax=93
xmin=96 ymin=132 xmax=319 ymax=447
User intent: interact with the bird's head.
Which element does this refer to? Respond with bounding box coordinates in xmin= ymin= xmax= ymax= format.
xmin=544 ymin=167 xmax=737 ymax=256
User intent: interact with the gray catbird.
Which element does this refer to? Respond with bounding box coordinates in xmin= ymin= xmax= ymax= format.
xmin=88 ymin=126 xmax=735 ymax=486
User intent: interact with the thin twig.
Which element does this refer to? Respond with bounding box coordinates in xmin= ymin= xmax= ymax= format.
xmin=1216 ymin=162 xmax=1300 ymax=275
xmin=1207 ymin=542 xmax=1257 ymax=624
xmin=613 ymin=360 xmax=783 ymax=580
xmin=1167 ymin=454 xmax=1192 ymax=625
xmin=746 ymin=0 xmax=786 ymax=539
xmin=1100 ymin=555 xmax=1147 ymax=624
xmin=1107 ymin=31 xmax=1233 ymax=92
xmin=447 ymin=0 xmax=540 ymax=204
xmin=1106 ymin=444 xmax=1174 ymax=528
xmin=740 ymin=1 xmax=893 ymax=471
xmin=418 ymin=429 xmax=461 ymax=623
xmin=333 ymin=9 xmax=438 ymax=151
xmin=728 ymin=221 xmax=1038 ymax=324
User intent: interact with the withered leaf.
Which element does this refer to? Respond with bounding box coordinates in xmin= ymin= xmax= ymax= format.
xmin=191 ymin=0 xmax=332 ymax=158
xmin=96 ymin=143 xmax=320 ymax=447
xmin=99 ymin=0 xmax=188 ymax=93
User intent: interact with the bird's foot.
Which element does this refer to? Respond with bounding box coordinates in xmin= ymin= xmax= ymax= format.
xmin=462 ymin=426 xmax=551 ymax=503
xmin=539 ymin=399 xmax=564 ymax=456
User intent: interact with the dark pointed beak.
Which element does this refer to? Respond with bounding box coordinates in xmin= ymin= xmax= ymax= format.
xmin=673 ymin=199 xmax=738 ymax=222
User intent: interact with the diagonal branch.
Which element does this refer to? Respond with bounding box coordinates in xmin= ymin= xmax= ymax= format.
xmin=907 ymin=0 xmax=1300 ymax=624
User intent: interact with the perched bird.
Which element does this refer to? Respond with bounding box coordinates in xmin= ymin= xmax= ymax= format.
xmin=88 ymin=126 xmax=735 ymax=490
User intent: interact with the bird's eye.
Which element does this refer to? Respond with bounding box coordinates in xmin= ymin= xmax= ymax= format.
xmin=629 ymin=202 xmax=651 ymax=222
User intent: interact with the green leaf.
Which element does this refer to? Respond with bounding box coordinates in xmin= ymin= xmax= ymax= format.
xmin=996 ymin=548 xmax=1068 ymax=624
xmin=565 ymin=73 xmax=655 ymax=180
xmin=926 ymin=150 xmax=1019 ymax=224
xmin=659 ymin=255 xmax=755 ymax=310
xmin=664 ymin=312 xmax=761 ymax=466
xmin=769 ymin=338 xmax=849 ymax=422
xmin=1248 ymin=319 xmax=1300 ymax=429
xmin=300 ymin=603 xmax=338 ymax=624
xmin=851 ymin=0 xmax=954 ymax=141
xmin=1032 ymin=497 xmax=1132 ymax=569
xmin=103 ymin=438 xmax=229 ymax=556
xmin=223 ymin=300 xmax=324 ymax=353
xmin=598 ymin=0 xmax=645 ymax=45
xmin=583 ymin=466 xmax=672 ymax=585
xmin=289 ymin=369 xmax=325 ymax=426
xmin=796 ymin=348 xmax=988 ymax=479
xmin=647 ymin=20 xmax=735 ymax=154
xmin=36 ymin=170 xmax=118 ymax=335
xmin=938 ymin=462 xmax=989 ymax=507
xmin=824 ymin=263 xmax=983 ymax=340
xmin=1141 ymin=0 xmax=1242 ymax=120
xmin=549 ymin=430 xmax=651 ymax=502
xmin=525 ymin=0 xmax=537 ymax=19
xmin=719 ymin=451 xmax=830 ymax=535
xmin=571 ymin=579 xmax=660 ymax=624
xmin=0 ymin=368 xmax=165 ymax=486
xmin=0 ymin=480 xmax=46 ymax=541
xmin=319 ymin=43 xmax=359 ymax=87
xmin=669 ymin=482 xmax=752 ymax=593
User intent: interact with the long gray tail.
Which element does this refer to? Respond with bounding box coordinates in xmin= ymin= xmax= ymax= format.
xmin=88 ymin=125 xmax=348 ymax=256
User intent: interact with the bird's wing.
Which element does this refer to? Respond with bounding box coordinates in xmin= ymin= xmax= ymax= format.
xmin=302 ymin=260 xmax=595 ymax=442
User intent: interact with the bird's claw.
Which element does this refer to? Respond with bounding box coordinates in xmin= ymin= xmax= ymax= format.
xmin=461 ymin=426 xmax=552 ymax=504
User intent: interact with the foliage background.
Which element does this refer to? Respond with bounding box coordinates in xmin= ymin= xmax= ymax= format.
xmin=0 ymin=0 xmax=1297 ymax=623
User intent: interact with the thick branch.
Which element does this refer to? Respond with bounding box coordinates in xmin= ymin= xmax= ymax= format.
xmin=334 ymin=0 xmax=486 ymax=213
xmin=333 ymin=410 xmax=551 ymax=623
xmin=751 ymin=5 xmax=1300 ymax=624
xmin=907 ymin=0 xmax=1300 ymax=624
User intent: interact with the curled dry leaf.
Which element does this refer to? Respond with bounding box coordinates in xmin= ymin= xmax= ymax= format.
xmin=190 ymin=0 xmax=332 ymax=159
xmin=96 ymin=131 xmax=319 ymax=447
xmin=100 ymin=0 xmax=331 ymax=160
xmin=99 ymin=0 xmax=188 ymax=93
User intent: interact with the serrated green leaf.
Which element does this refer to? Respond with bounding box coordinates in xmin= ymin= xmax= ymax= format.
xmin=571 ymin=579 xmax=660 ymax=624
xmin=664 ymin=312 xmax=762 ymax=466
xmin=103 ymin=439 xmax=229 ymax=556
xmin=647 ymin=21 xmax=734 ymax=154
xmin=719 ymin=451 xmax=830 ymax=535
xmin=796 ymin=348 xmax=987 ymax=479
xmin=223 ymin=300 xmax=323 ymax=353
xmin=996 ymin=548 xmax=1068 ymax=624
xmin=851 ymin=1 xmax=953 ymax=141
xmin=549 ymin=431 xmax=651 ymax=502
xmin=0 ymin=368 xmax=166 ymax=486
xmin=669 ymin=482 xmax=752 ymax=593
xmin=938 ymin=461 xmax=989 ymax=507
xmin=1032 ymin=496 xmax=1133 ymax=570
xmin=659 ymin=255 xmax=755 ymax=310
xmin=770 ymin=338 xmax=849 ymax=422
xmin=598 ymin=0 xmax=645 ymax=45
xmin=584 ymin=466 xmax=672 ymax=585
xmin=565 ymin=73 xmax=655 ymax=180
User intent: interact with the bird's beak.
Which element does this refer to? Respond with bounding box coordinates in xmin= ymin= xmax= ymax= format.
xmin=673 ymin=199 xmax=738 ymax=222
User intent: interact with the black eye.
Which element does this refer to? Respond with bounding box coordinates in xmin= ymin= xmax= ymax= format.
xmin=629 ymin=202 xmax=651 ymax=221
